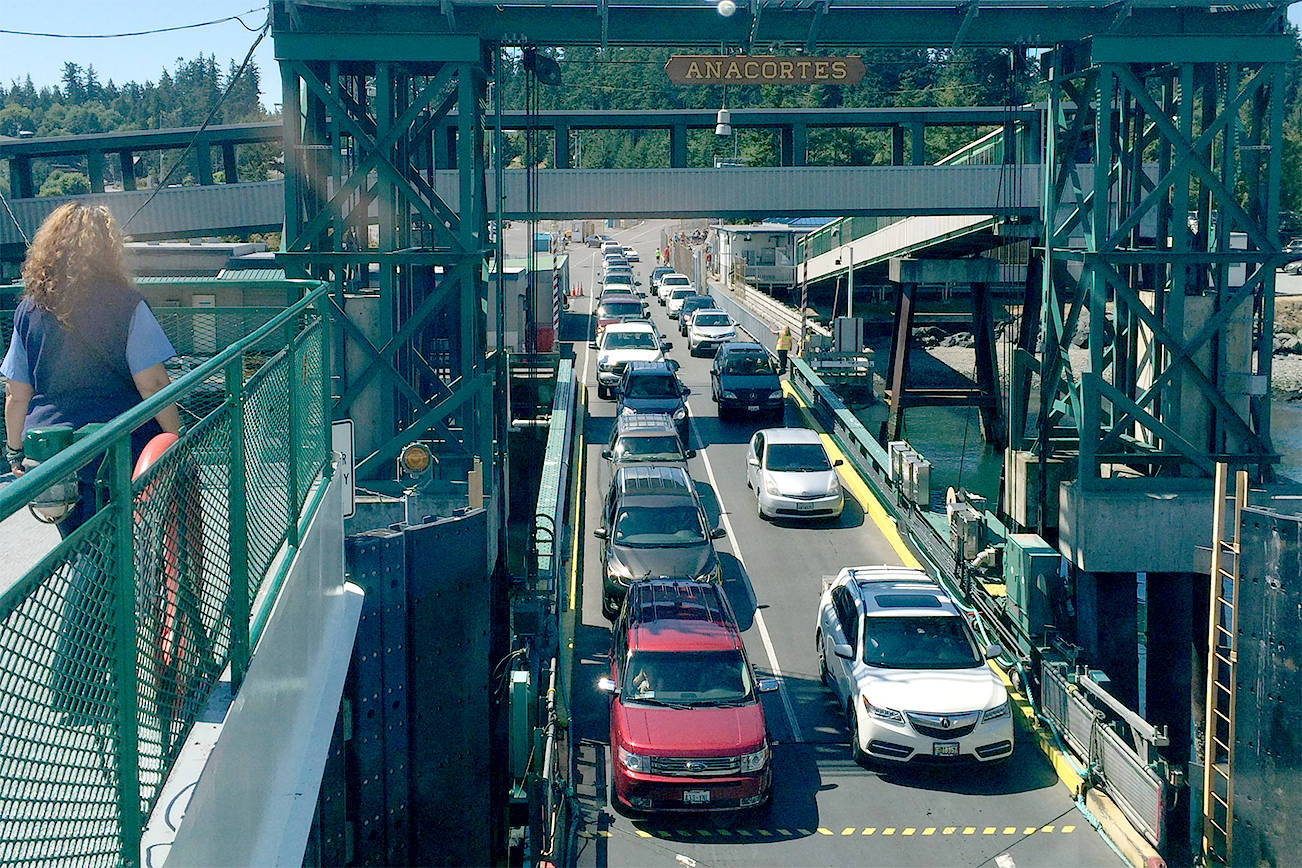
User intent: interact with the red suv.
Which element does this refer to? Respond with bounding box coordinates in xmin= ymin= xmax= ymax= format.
xmin=600 ymin=580 xmax=777 ymax=813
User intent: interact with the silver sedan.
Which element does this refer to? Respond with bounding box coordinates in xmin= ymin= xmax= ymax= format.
xmin=745 ymin=427 xmax=845 ymax=520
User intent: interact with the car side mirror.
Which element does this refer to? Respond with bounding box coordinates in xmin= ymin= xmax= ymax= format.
xmin=747 ymin=457 xmax=760 ymax=467
xmin=597 ymin=676 xmax=618 ymax=694
xmin=593 ymin=526 xmax=608 ymax=539
xmin=680 ymin=386 xmax=691 ymax=397
xmin=833 ymin=643 xmax=854 ymax=661
xmin=662 ymin=342 xmax=675 ymax=353
xmin=666 ymin=359 xmax=679 ymax=372
xmin=711 ymin=526 xmax=727 ymax=540
xmin=757 ymin=678 xmax=780 ymax=693
xmin=588 ymin=341 xmax=598 ymax=349
xmin=984 ymin=643 xmax=1004 ymax=660
xmin=636 ymin=280 xmax=643 ymax=286
xmin=601 ymin=449 xmax=613 ymax=459
xmin=833 ymin=459 xmax=844 ymax=467
xmin=684 ymin=449 xmax=697 ymax=458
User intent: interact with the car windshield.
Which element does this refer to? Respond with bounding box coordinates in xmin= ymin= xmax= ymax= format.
xmin=604 ymin=331 xmax=659 ymax=350
xmin=694 ymin=313 xmax=729 ymax=328
xmin=615 ymin=435 xmax=683 ymax=461
xmin=765 ymin=443 xmax=831 ymax=473
xmin=598 ymin=301 xmax=642 ymax=318
xmin=623 ymin=650 xmax=753 ymax=705
xmin=602 ymin=287 xmax=633 ymax=296
xmin=861 ymin=615 xmax=983 ymax=669
xmin=625 ymin=374 xmax=680 ymax=399
xmin=612 ymin=504 xmax=706 ymax=545
xmin=724 ymin=354 xmax=774 ymax=375
xmin=670 ymin=288 xmax=693 ymax=300
xmin=664 ymin=277 xmax=689 ymax=286
xmin=606 ymin=275 xmax=633 ymax=284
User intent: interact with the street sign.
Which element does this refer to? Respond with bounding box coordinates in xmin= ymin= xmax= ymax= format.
xmin=332 ymin=419 xmax=355 ymax=518
xmin=665 ymin=55 xmax=864 ymax=86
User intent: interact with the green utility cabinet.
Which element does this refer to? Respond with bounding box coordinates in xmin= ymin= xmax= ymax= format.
xmin=1004 ymin=533 xmax=1062 ymax=650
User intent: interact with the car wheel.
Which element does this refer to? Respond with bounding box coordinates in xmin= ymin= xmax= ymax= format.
xmin=817 ymin=632 xmax=830 ymax=686
xmin=602 ymin=593 xmax=619 ymax=620
xmin=848 ymin=700 xmax=868 ymax=767
xmin=756 ymin=493 xmax=767 ymax=520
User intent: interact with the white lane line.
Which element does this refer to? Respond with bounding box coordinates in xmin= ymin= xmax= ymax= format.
xmin=696 ymin=444 xmax=805 ymax=745
xmin=578 ymin=247 xmax=599 ymax=380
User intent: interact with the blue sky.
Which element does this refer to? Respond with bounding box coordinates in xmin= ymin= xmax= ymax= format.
xmin=2 ymin=1 xmax=1300 ymax=113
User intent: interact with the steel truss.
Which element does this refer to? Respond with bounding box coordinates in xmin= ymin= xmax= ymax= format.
xmin=1032 ymin=36 xmax=1292 ymax=489
xmin=277 ymin=47 xmax=496 ymax=503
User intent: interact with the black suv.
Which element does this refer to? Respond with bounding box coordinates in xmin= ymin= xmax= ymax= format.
xmin=603 ymin=413 xmax=696 ymax=472
xmin=594 ymin=465 xmax=725 ymax=618
xmin=616 ymin=360 xmax=691 ymax=445
xmin=711 ymin=341 xmax=783 ymax=420
xmin=678 ymin=295 xmax=718 ymax=336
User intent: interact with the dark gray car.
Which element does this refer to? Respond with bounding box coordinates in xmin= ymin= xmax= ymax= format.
xmin=712 ymin=341 xmax=784 ymax=419
xmin=594 ymin=465 xmax=724 ymax=618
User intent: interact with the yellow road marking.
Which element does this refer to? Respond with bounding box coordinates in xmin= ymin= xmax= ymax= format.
xmin=1041 ymin=825 xmax=1055 ymax=833
xmin=883 ymin=827 xmax=897 ymax=836
xmin=1003 ymin=827 xmax=1018 ymax=835
xmin=757 ymin=829 xmax=772 ymax=836
xmin=797 ymin=828 xmax=813 ymax=836
xmin=782 ymin=381 xmax=920 ymax=568
xmin=922 ymin=828 xmax=936 ymax=836
xmin=1024 ymin=827 xmax=1038 ymax=835
xmin=817 ymin=828 xmax=834 ymax=836
xmin=737 ymin=829 xmax=751 ymax=837
xmin=862 ymin=828 xmax=876 ymax=836
xmin=943 ymin=827 xmax=957 ymax=835
xmin=1062 ymin=825 xmax=1076 ymax=834
xmin=903 ymin=827 xmax=916 ymax=836
xmin=635 ymin=829 xmax=651 ymax=838
xmin=963 ymin=827 xmax=976 ymax=835
xmin=841 ymin=828 xmax=855 ymax=836
xmin=716 ymin=829 xmax=732 ymax=837
xmin=984 ymin=827 xmax=997 ymax=835
xmin=568 ymin=384 xmax=587 ymax=610
xmin=777 ymin=829 xmax=792 ymax=836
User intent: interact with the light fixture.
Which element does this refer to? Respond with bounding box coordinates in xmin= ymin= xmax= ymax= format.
xmin=715 ymin=108 xmax=732 ymax=137
xmin=400 ymin=442 xmax=433 ymax=474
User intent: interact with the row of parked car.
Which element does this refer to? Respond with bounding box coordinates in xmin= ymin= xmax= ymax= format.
xmin=591 ymin=237 xmax=1013 ymax=818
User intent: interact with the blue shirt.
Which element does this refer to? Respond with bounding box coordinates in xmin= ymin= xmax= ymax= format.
xmin=2 ymin=299 xmax=175 ymax=384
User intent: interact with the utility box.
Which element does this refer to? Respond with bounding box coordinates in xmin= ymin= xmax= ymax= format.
xmin=833 ymin=317 xmax=864 ymax=354
xmin=508 ymin=668 xmax=532 ymax=795
xmin=888 ymin=441 xmax=911 ymax=483
xmin=533 ymin=232 xmax=551 ymax=252
xmin=1004 ymin=533 xmax=1062 ymax=646
xmin=948 ymin=501 xmax=984 ymax=561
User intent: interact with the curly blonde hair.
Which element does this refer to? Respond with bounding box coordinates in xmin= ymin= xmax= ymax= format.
xmin=20 ymin=203 xmax=133 ymax=321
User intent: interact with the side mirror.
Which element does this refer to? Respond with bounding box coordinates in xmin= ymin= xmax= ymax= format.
xmin=666 ymin=359 xmax=680 ymax=372
xmin=757 ymin=678 xmax=780 ymax=694
xmin=597 ymin=676 xmax=618 ymax=694
xmin=833 ymin=459 xmax=844 ymax=467
xmin=593 ymin=526 xmax=608 ymax=539
xmin=662 ymin=342 xmax=675 ymax=352
xmin=588 ymin=341 xmax=598 ymax=349
xmin=601 ymin=449 xmax=613 ymax=459
xmin=984 ymin=643 xmax=1004 ymax=660
xmin=636 ymin=280 xmax=643 ymax=286
xmin=711 ymin=526 xmax=727 ymax=540
xmin=833 ymin=643 xmax=854 ymax=661
xmin=681 ymin=386 xmax=692 ymax=397
xmin=684 ymin=449 xmax=697 ymax=458
xmin=747 ymin=457 xmax=760 ymax=467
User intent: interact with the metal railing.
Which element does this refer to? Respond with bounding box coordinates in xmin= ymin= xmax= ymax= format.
xmin=0 ymin=279 xmax=331 ymax=867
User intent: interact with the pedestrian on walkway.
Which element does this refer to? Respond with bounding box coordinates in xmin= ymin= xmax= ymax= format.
xmin=775 ymin=324 xmax=792 ymax=374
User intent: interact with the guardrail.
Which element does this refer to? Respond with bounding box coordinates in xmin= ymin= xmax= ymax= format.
xmin=0 ymin=279 xmax=331 ymax=866
xmin=1040 ymin=659 xmax=1170 ymax=850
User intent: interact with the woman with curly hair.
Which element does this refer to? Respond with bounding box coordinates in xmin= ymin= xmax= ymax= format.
xmin=2 ymin=202 xmax=180 ymax=535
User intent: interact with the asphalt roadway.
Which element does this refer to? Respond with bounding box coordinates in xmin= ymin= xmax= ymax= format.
xmin=563 ymin=221 xmax=1125 ymax=868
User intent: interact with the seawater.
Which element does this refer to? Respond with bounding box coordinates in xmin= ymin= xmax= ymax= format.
xmin=852 ymin=404 xmax=1004 ymax=505
xmin=1271 ymin=400 xmax=1302 ymax=482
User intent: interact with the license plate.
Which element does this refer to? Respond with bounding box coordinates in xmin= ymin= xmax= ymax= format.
xmin=933 ymin=742 xmax=959 ymax=757
xmin=683 ymin=789 xmax=711 ymax=805
xmin=747 ymin=405 xmax=760 ymax=412
xmin=796 ymin=501 xmax=817 ymax=511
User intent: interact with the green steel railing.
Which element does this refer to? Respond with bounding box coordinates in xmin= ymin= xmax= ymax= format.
xmin=0 ymin=280 xmax=331 ymax=867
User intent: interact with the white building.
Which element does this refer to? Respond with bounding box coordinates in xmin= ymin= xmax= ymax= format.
xmin=712 ymin=219 xmax=834 ymax=289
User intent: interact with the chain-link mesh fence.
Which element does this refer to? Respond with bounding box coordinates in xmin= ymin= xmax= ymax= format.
xmin=0 ymin=281 xmax=330 ymax=866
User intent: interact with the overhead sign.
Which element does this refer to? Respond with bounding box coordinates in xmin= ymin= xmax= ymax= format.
xmin=665 ymin=55 xmax=865 ymax=86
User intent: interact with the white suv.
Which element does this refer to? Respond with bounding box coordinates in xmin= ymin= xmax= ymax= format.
xmin=657 ymin=273 xmax=692 ymax=305
xmin=593 ymin=321 xmax=670 ymax=400
xmin=815 ymin=566 xmax=1013 ymax=766
xmin=686 ymin=309 xmax=737 ymax=356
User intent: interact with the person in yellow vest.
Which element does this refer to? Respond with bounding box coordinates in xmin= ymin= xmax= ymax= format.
xmin=775 ymin=324 xmax=792 ymax=374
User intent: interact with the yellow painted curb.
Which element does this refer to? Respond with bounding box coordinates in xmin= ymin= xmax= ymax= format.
xmin=782 ymin=381 xmax=921 ymax=569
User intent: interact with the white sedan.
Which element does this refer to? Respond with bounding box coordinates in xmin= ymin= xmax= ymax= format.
xmin=815 ymin=566 xmax=1014 ymax=766
xmin=687 ymin=310 xmax=737 ymax=356
xmin=622 ymin=245 xmax=640 ymax=262
xmin=745 ymin=427 xmax=844 ymax=520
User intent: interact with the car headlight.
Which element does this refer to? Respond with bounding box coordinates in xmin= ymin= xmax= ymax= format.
xmin=621 ymin=406 xmax=636 ymax=415
xmin=672 ymin=408 xmax=687 ymax=420
xmin=767 ymin=390 xmax=783 ymax=400
xmin=862 ymin=695 xmax=904 ymax=723
xmin=828 ymin=475 xmax=841 ymax=495
xmin=607 ymin=558 xmax=633 ymax=582
xmin=983 ymin=698 xmax=1012 ymax=722
xmin=618 ymin=746 xmax=651 ymax=773
xmin=695 ymin=563 xmax=721 ymax=583
xmin=721 ymin=390 xmax=738 ymax=400
xmin=764 ymin=476 xmax=780 ymax=496
xmin=598 ymin=359 xmax=614 ymax=371
xmin=738 ymin=744 xmax=770 ymax=773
